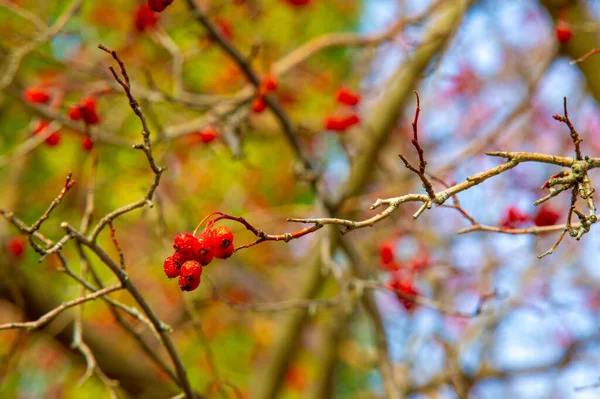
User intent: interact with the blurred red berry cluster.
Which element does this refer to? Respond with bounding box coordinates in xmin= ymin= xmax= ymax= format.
xmin=378 ymin=240 xmax=430 ymax=313
xmin=324 ymin=87 xmax=361 ymax=132
xmin=252 ymin=75 xmax=279 ymax=114
xmin=499 ymin=204 xmax=561 ymax=228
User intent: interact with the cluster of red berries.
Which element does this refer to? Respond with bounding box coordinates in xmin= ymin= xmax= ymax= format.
xmin=499 ymin=204 xmax=561 ymax=229
xmin=23 ymin=88 xmax=98 ymax=151
xmin=378 ymin=241 xmax=429 ymax=313
xmin=251 ymin=75 xmax=279 ymax=114
xmin=324 ymin=87 xmax=361 ymax=132
xmin=163 ymin=225 xmax=234 ymax=291
xmin=148 ymin=0 xmax=174 ymax=13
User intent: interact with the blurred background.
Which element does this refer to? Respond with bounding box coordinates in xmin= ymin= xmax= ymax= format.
xmin=2 ymin=0 xmax=600 ymax=398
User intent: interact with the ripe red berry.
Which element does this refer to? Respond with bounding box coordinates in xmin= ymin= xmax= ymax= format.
xmin=179 ymin=260 xmax=203 ymax=291
xmin=82 ymin=136 xmax=94 ymax=151
xmin=45 ymin=132 xmax=61 ymax=147
xmin=324 ymin=114 xmax=360 ymax=132
xmin=198 ymin=125 xmax=218 ymax=143
xmin=252 ymin=97 xmax=267 ymax=113
xmin=173 ymin=232 xmax=195 ymax=258
xmin=68 ymin=107 xmax=83 ymax=121
xmin=163 ymin=255 xmax=181 ymax=278
xmin=24 ymin=88 xmax=50 ymax=104
xmin=32 ymin=121 xmax=61 ymax=147
xmin=211 ymin=226 xmax=234 ymax=259
xmin=261 ymin=75 xmax=278 ymax=93
xmin=388 ymin=273 xmax=419 ymax=313
xmin=336 ymin=87 xmax=361 ymax=106
xmin=378 ymin=242 xmax=394 ymax=265
xmin=148 ymin=0 xmax=174 ymax=13
xmin=556 ymin=20 xmax=573 ymax=43
xmin=80 ymin=97 xmax=100 ymax=125
xmin=135 ymin=4 xmax=159 ymax=32
xmin=69 ymin=97 xmax=100 ymax=125
xmin=342 ymin=114 xmax=360 ymax=129
xmin=192 ymin=235 xmax=214 ymax=266
xmin=7 ymin=236 xmax=25 ymax=257
xmin=533 ymin=205 xmax=561 ymax=227
xmin=500 ymin=205 xmax=530 ymax=229
xmin=217 ymin=19 xmax=234 ymax=41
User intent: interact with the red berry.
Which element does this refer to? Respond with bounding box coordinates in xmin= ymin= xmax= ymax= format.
xmin=82 ymin=136 xmax=94 ymax=151
xmin=69 ymin=97 xmax=100 ymax=125
xmin=173 ymin=232 xmax=195 ymax=257
xmin=32 ymin=121 xmax=61 ymax=147
xmin=336 ymin=87 xmax=361 ymax=106
xmin=285 ymin=0 xmax=311 ymax=6
xmin=261 ymin=75 xmax=278 ymax=93
xmin=199 ymin=125 xmax=218 ymax=143
xmin=135 ymin=4 xmax=159 ymax=32
xmin=7 ymin=236 xmax=25 ymax=257
xmin=252 ymin=97 xmax=267 ymax=113
xmin=388 ymin=273 xmax=419 ymax=313
xmin=324 ymin=114 xmax=360 ymax=132
xmin=148 ymin=0 xmax=174 ymax=12
xmin=68 ymin=107 xmax=83 ymax=121
xmin=378 ymin=242 xmax=394 ymax=265
xmin=80 ymin=97 xmax=100 ymax=125
xmin=408 ymin=253 xmax=431 ymax=273
xmin=45 ymin=132 xmax=61 ymax=147
xmin=163 ymin=255 xmax=181 ymax=278
xmin=499 ymin=205 xmax=530 ymax=228
xmin=192 ymin=234 xmax=214 ymax=266
xmin=211 ymin=226 xmax=234 ymax=259
xmin=217 ymin=19 xmax=234 ymax=41
xmin=24 ymin=88 xmax=50 ymax=104
xmin=179 ymin=260 xmax=203 ymax=291
xmin=342 ymin=114 xmax=360 ymax=129
xmin=533 ymin=205 xmax=561 ymax=227
xmin=556 ymin=20 xmax=573 ymax=43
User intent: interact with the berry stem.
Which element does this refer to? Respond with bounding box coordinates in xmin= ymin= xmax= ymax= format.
xmin=193 ymin=211 xmax=224 ymax=236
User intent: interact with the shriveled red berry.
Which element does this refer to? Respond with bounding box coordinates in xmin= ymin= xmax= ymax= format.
xmin=7 ymin=236 xmax=25 ymax=257
xmin=24 ymin=88 xmax=50 ymax=104
xmin=163 ymin=255 xmax=181 ymax=278
xmin=192 ymin=235 xmax=214 ymax=266
xmin=148 ymin=0 xmax=174 ymax=12
xmin=82 ymin=136 xmax=94 ymax=151
xmin=211 ymin=226 xmax=234 ymax=259
xmin=179 ymin=260 xmax=203 ymax=291
xmin=252 ymin=97 xmax=267 ymax=113
xmin=173 ymin=232 xmax=195 ymax=257
xmin=533 ymin=205 xmax=561 ymax=226
xmin=135 ymin=4 xmax=159 ymax=32
xmin=336 ymin=87 xmax=361 ymax=106
xmin=556 ymin=20 xmax=573 ymax=43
